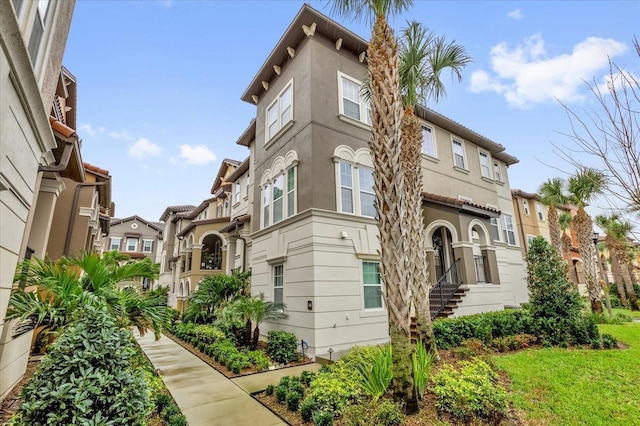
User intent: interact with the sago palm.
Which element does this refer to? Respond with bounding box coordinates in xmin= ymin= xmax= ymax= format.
xmin=332 ymin=0 xmax=418 ymax=413
xmin=567 ymin=168 xmax=607 ymax=313
xmin=398 ymin=21 xmax=470 ymax=359
xmin=539 ymin=178 xmax=568 ymax=254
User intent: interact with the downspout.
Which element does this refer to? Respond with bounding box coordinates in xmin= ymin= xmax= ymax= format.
xmin=514 ymin=196 xmax=527 ymax=255
xmin=63 ymin=181 xmax=109 ymax=255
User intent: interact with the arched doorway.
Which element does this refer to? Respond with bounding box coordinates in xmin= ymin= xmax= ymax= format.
xmin=432 ymin=226 xmax=456 ymax=283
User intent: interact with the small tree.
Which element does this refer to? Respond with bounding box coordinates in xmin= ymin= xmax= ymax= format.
xmin=526 ymin=237 xmax=592 ymax=345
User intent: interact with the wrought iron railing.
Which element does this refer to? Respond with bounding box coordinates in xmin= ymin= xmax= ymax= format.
xmin=429 ymin=258 xmax=462 ymax=319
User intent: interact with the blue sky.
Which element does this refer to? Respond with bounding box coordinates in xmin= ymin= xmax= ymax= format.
xmin=62 ymin=0 xmax=640 ymax=223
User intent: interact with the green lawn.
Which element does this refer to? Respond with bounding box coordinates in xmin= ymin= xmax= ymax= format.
xmin=492 ymin=322 xmax=640 ymax=426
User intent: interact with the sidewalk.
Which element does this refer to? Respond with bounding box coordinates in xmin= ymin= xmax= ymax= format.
xmin=136 ymin=332 xmax=286 ymax=426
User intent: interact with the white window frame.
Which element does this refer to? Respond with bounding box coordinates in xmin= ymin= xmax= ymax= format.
xmin=142 ymin=239 xmax=153 ymax=253
xmin=337 ymin=72 xmax=371 ymax=126
xmin=362 ymin=261 xmax=383 ymax=310
xmin=478 ymin=150 xmax=492 ymax=179
xmin=336 ymin=161 xmax=374 ymax=217
xmin=493 ymin=161 xmax=502 ymax=182
xmin=523 ymin=199 xmax=530 ymax=216
xmin=452 ymin=138 xmax=467 ymax=169
xmin=234 ymin=181 xmax=241 ymax=204
xmin=502 ymin=214 xmax=516 ymax=246
xmin=109 ymin=237 xmax=121 ymax=251
xmin=126 ymin=237 xmax=138 ymax=252
xmin=265 ymin=79 xmax=293 ymax=142
xmin=273 ymin=264 xmax=284 ymax=304
xmin=422 ymin=124 xmax=437 ymax=158
xmin=536 ymin=203 xmax=544 ymax=221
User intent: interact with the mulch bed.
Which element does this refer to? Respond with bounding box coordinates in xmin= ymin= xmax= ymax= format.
xmin=0 ymin=359 xmax=40 ymax=425
xmin=164 ymin=332 xmax=312 ymax=378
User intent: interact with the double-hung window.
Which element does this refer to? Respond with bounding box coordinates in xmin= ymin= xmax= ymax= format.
xmin=479 ymin=151 xmax=491 ymax=178
xmin=502 ymin=214 xmax=516 ymax=245
xmin=273 ymin=264 xmax=284 ymax=304
xmin=338 ymin=72 xmax=371 ymax=126
xmin=363 ymin=261 xmax=383 ymax=309
xmin=110 ymin=237 xmax=121 ymax=251
xmin=266 ymin=80 xmax=293 ymax=141
xmin=338 ymin=161 xmax=375 ymax=217
xmin=126 ymin=238 xmax=138 ymax=252
xmin=536 ymin=203 xmax=544 ymax=221
xmin=452 ymin=139 xmax=466 ymax=169
xmin=422 ymin=125 xmax=437 ymax=158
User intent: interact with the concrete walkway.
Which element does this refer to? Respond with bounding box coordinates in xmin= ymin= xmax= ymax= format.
xmin=136 ymin=332 xmax=286 ymax=426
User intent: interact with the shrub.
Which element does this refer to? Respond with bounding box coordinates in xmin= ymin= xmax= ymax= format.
xmin=11 ymin=306 xmax=149 ymax=425
xmin=300 ymin=396 xmax=317 ymax=422
xmin=267 ymin=330 xmax=299 ymax=364
xmin=265 ymin=384 xmax=275 ymax=396
xmin=357 ymin=344 xmax=392 ymax=402
xmin=313 ymin=411 xmax=333 ymax=426
xmin=433 ymin=359 xmax=508 ymax=423
xmin=275 ymin=384 xmax=288 ymax=403
xmin=374 ymin=399 xmax=403 ymax=426
xmin=286 ymin=391 xmax=301 ymax=412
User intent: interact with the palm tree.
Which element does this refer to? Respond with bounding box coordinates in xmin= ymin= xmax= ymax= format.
xmin=539 ymin=178 xmax=568 ymax=254
xmin=567 ymin=168 xmax=607 ymax=313
xmin=398 ymin=21 xmax=470 ymax=359
xmin=7 ymin=252 xmax=165 ymax=339
xmin=224 ymin=294 xmax=288 ymax=350
xmin=332 ymin=0 xmax=418 ymax=413
xmin=596 ymin=215 xmax=638 ymax=310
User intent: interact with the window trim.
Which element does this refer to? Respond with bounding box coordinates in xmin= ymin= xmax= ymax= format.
xmin=478 ymin=149 xmax=492 ymax=179
xmin=362 ymin=261 xmax=384 ymax=310
xmin=265 ymin=79 xmax=294 ymax=143
xmin=451 ymin=138 xmax=467 ymax=170
xmin=337 ymin=71 xmax=371 ymax=127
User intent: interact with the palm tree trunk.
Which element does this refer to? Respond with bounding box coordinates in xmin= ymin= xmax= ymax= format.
xmin=548 ymin=204 xmax=562 ymax=254
xmin=401 ymin=108 xmax=438 ymax=360
xmin=609 ymin=248 xmax=629 ymax=307
xmin=368 ymin=14 xmax=418 ymax=414
xmin=573 ymin=208 xmax=602 ymax=313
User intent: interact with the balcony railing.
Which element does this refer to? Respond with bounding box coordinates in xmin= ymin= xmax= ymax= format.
xmin=201 ymin=256 xmax=222 ymax=270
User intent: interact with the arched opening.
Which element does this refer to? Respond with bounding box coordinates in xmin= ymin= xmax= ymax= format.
xmin=432 ymin=226 xmax=456 ymax=282
xmin=201 ymin=234 xmax=223 ymax=270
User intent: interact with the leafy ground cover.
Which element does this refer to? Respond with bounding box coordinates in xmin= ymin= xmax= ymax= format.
xmin=492 ymin=321 xmax=640 ymax=425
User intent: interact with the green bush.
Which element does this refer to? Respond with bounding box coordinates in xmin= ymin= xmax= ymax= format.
xmin=433 ymin=359 xmax=508 ymax=423
xmin=276 ymin=384 xmax=288 ymax=403
xmin=313 ymin=411 xmax=333 ymax=426
xmin=11 ymin=306 xmax=149 ymax=425
xmin=286 ymin=391 xmax=301 ymax=411
xmin=300 ymin=396 xmax=317 ymax=422
xmin=267 ymin=330 xmax=299 ymax=364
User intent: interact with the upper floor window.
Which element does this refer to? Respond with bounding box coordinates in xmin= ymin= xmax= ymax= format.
xmin=479 ymin=150 xmax=491 ymax=178
xmin=126 ymin=237 xmax=138 ymax=252
xmin=502 ymin=214 xmax=516 ymax=246
xmin=452 ymin=139 xmax=466 ymax=169
xmin=266 ymin=79 xmax=293 ymax=141
xmin=422 ymin=125 xmax=437 ymax=158
xmin=338 ymin=72 xmax=371 ymax=126
xmin=493 ymin=161 xmax=502 ymax=182
xmin=142 ymin=240 xmax=153 ymax=253
xmin=234 ymin=181 xmax=241 ymax=204
xmin=110 ymin=237 xmax=121 ymax=251
xmin=523 ymin=199 xmax=530 ymax=216
xmin=536 ymin=203 xmax=544 ymax=221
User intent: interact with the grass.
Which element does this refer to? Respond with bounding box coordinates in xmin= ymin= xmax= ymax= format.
xmin=492 ymin=321 xmax=640 ymax=425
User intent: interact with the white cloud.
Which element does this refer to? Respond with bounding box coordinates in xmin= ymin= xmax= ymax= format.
xmin=109 ymin=130 xmax=134 ymax=141
xmin=78 ymin=123 xmax=100 ymax=137
xmin=177 ymin=144 xmax=216 ymax=165
xmin=507 ymin=9 xmax=523 ymax=20
xmin=128 ymin=138 xmax=162 ymax=158
xmin=470 ymin=34 xmax=627 ymax=108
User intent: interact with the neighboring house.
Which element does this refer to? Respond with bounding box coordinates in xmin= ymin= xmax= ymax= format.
xmin=0 ymin=0 xmax=76 ymax=400
xmin=159 ymin=159 xmax=241 ymax=312
xmin=230 ymin=4 xmax=528 ymax=360
xmin=106 ymin=215 xmax=164 ymax=290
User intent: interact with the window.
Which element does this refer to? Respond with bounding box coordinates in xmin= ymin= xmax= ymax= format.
xmin=126 ymin=238 xmax=138 ymax=252
xmin=363 ymin=261 xmax=383 ymax=309
xmin=502 ymin=215 xmax=516 ymax=245
xmin=338 ymin=72 xmax=371 ymax=126
xmin=479 ymin=151 xmax=491 ymax=178
xmin=493 ymin=161 xmax=502 ymax=182
xmin=523 ymin=199 xmax=530 ymax=216
xmin=273 ymin=264 xmax=284 ymax=304
xmin=272 ymin=174 xmax=284 ymax=223
xmin=266 ymin=80 xmax=293 ymax=141
xmin=490 ymin=218 xmax=500 ymax=242
xmin=234 ymin=181 xmax=241 ymax=204
xmin=359 ymin=167 xmax=375 ymax=217
xmin=109 ymin=237 xmax=121 ymax=251
xmin=287 ymin=167 xmax=296 ymax=217
xmin=422 ymin=125 xmax=436 ymax=157
xmin=452 ymin=139 xmax=466 ymax=169
xmin=142 ymin=240 xmax=153 ymax=253
xmin=536 ymin=203 xmax=544 ymax=221
xmin=262 ymin=184 xmax=270 ymax=228
xmin=339 ymin=161 xmax=354 ymax=214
